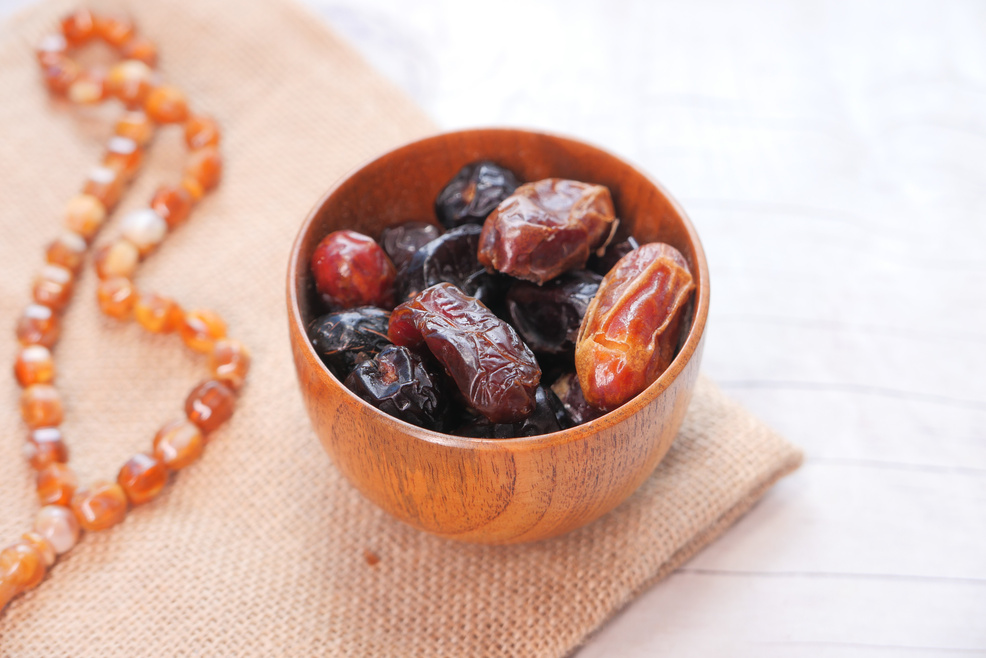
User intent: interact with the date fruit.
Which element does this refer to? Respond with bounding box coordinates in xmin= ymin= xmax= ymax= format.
xmin=506 ymin=270 xmax=602 ymax=354
xmin=589 ymin=235 xmax=639 ymax=276
xmin=435 ymin=160 xmax=519 ymax=228
xmin=344 ymin=345 xmax=447 ymax=430
xmin=575 ymin=242 xmax=695 ymax=410
xmin=550 ymin=372 xmax=605 ymax=426
xmin=311 ymin=230 xmax=396 ymax=310
xmin=389 ymin=282 xmax=541 ymax=423
xmin=399 ymin=224 xmax=504 ymax=308
xmin=379 ymin=221 xmax=442 ymax=273
xmin=308 ymin=306 xmax=391 ymax=379
xmin=453 ymin=386 xmax=569 ymax=438
xmin=478 ymin=178 xmax=616 ymax=284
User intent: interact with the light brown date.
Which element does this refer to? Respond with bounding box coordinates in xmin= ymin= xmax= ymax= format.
xmin=477 ymin=178 xmax=616 ymax=285
xmin=575 ymin=243 xmax=695 ymax=410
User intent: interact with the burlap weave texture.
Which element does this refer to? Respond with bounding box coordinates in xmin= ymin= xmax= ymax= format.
xmin=0 ymin=0 xmax=802 ymax=655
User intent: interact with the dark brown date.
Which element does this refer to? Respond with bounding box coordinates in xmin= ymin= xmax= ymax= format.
xmin=453 ymin=386 xmax=569 ymax=438
xmin=589 ymin=235 xmax=639 ymax=276
xmin=310 ymin=230 xmax=396 ymax=310
xmin=575 ymin=242 xmax=695 ymax=410
xmin=344 ymin=345 xmax=447 ymax=430
xmin=435 ymin=160 xmax=519 ymax=229
xmin=506 ymin=270 xmax=602 ymax=354
xmin=550 ymin=372 xmax=605 ymax=426
xmin=477 ymin=178 xmax=616 ymax=284
xmin=379 ymin=221 xmax=443 ymax=273
xmin=308 ymin=306 xmax=392 ymax=379
xmin=389 ymin=282 xmax=541 ymax=423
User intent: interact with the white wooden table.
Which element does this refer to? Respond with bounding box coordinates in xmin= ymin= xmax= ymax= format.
xmin=3 ymin=0 xmax=984 ymax=654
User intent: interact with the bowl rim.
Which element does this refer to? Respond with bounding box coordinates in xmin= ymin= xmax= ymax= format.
xmin=287 ymin=126 xmax=710 ymax=452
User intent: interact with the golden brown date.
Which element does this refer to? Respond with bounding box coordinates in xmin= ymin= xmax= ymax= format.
xmin=575 ymin=243 xmax=694 ymax=410
xmin=477 ymin=179 xmax=616 ymax=285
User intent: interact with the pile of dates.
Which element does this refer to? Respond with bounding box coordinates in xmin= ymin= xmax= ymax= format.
xmin=308 ymin=161 xmax=695 ymax=437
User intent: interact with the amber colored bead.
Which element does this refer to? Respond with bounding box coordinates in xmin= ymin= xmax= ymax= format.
xmin=0 ymin=543 xmax=45 ymax=596
xmin=32 ymin=264 xmax=74 ymax=312
xmin=185 ymin=380 xmax=235 ymax=434
xmin=36 ymin=34 xmax=67 ymax=66
xmin=37 ymin=463 xmax=77 ymax=506
xmin=34 ymin=505 xmax=80 ymax=555
xmin=14 ymin=345 xmax=55 ymax=387
xmin=184 ymin=147 xmax=223 ymax=191
xmin=97 ymin=277 xmax=137 ymax=320
xmin=153 ymin=419 xmax=204 ymax=470
xmin=71 ymin=482 xmax=128 ymax=532
xmin=105 ymin=59 xmax=153 ymax=109
xmin=64 ymin=193 xmax=107 ymax=242
xmin=114 ymin=110 xmax=154 ymax=146
xmin=25 ymin=427 xmax=69 ymax=470
xmin=180 ymin=176 xmax=205 ymax=202
xmin=184 ymin=115 xmax=221 ymax=150
xmin=82 ymin=167 xmax=123 ymax=211
xmin=103 ymin=136 xmax=143 ymax=180
xmin=120 ymin=35 xmax=157 ymax=67
xmin=60 ymin=9 xmax=96 ymax=46
xmin=118 ymin=453 xmax=168 ymax=505
xmin=45 ymin=232 xmax=87 ymax=274
xmin=209 ymin=339 xmax=251 ymax=390
xmin=94 ymin=240 xmax=140 ymax=280
xmin=145 ymin=85 xmax=189 ymax=124
xmin=16 ymin=304 xmax=60 ymax=348
xmin=150 ymin=185 xmax=193 ymax=229
xmin=20 ymin=532 xmax=55 ymax=568
xmin=67 ymin=71 xmax=106 ymax=105
xmin=121 ymin=209 xmax=167 ymax=256
xmin=179 ymin=309 xmax=227 ymax=353
xmin=40 ymin=54 xmax=79 ymax=95
xmin=21 ymin=384 xmax=63 ymax=430
xmin=95 ymin=15 xmax=135 ymax=47
xmin=134 ymin=292 xmax=183 ymax=334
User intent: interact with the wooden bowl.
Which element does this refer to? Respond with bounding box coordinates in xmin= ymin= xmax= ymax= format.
xmin=287 ymin=128 xmax=709 ymax=544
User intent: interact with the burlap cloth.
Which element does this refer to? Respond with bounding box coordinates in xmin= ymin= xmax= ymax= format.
xmin=0 ymin=0 xmax=803 ymax=655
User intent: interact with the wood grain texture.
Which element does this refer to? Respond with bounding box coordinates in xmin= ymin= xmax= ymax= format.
xmin=286 ymin=128 xmax=710 ymax=544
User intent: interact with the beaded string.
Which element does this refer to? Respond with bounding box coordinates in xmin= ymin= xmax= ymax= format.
xmin=1 ymin=9 xmax=250 ymax=612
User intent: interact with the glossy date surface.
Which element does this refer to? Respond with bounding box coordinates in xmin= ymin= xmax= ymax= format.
xmin=435 ymin=160 xmax=519 ymax=229
xmin=310 ymin=230 xmax=396 ymax=310
xmin=344 ymin=345 xmax=447 ymax=430
xmin=308 ymin=306 xmax=391 ymax=379
xmin=506 ymin=270 xmax=602 ymax=354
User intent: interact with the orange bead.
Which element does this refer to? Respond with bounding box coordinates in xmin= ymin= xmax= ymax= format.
xmin=94 ymin=240 xmax=140 ymax=280
xmin=150 ymin=185 xmax=193 ymax=229
xmin=114 ymin=111 xmax=154 ymax=146
xmin=184 ymin=115 xmax=221 ymax=150
xmin=180 ymin=176 xmax=205 ymax=202
xmin=120 ymin=36 xmax=157 ymax=67
xmin=33 ymin=505 xmax=80 ymax=555
xmin=36 ymin=463 xmax=77 ymax=506
xmin=20 ymin=532 xmax=56 ymax=568
xmin=209 ymin=339 xmax=251 ymax=390
xmin=95 ymin=15 xmax=135 ymax=47
xmin=32 ymin=264 xmax=74 ymax=312
xmin=105 ymin=59 xmax=153 ymax=109
xmin=179 ymin=309 xmax=226 ymax=353
xmin=25 ymin=427 xmax=69 ymax=470
xmin=36 ymin=34 xmax=67 ymax=66
xmin=185 ymin=380 xmax=235 ymax=434
xmin=184 ymin=147 xmax=222 ymax=191
xmin=134 ymin=292 xmax=183 ymax=334
xmin=103 ymin=136 xmax=143 ymax=180
xmin=82 ymin=167 xmax=123 ymax=211
xmin=40 ymin=54 xmax=79 ymax=95
xmin=64 ymin=193 xmax=107 ymax=242
xmin=0 ymin=543 xmax=45 ymax=595
xmin=16 ymin=304 xmax=60 ymax=348
xmin=67 ymin=71 xmax=106 ymax=105
xmin=71 ymin=482 xmax=128 ymax=532
xmin=97 ymin=277 xmax=137 ymax=320
xmin=14 ymin=345 xmax=55 ymax=387
xmin=152 ymin=419 xmax=204 ymax=470
xmin=118 ymin=453 xmax=168 ymax=505
xmin=45 ymin=232 xmax=87 ymax=274
xmin=60 ymin=9 xmax=96 ymax=46
xmin=145 ymin=85 xmax=189 ymax=124
xmin=21 ymin=384 xmax=63 ymax=429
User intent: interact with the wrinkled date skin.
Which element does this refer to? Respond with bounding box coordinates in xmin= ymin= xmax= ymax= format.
xmin=550 ymin=372 xmax=605 ymax=426
xmin=308 ymin=306 xmax=392 ymax=379
xmin=506 ymin=270 xmax=602 ymax=354
xmin=575 ymin=243 xmax=695 ymax=410
xmin=389 ymin=282 xmax=541 ymax=423
xmin=478 ymin=178 xmax=617 ymax=285
xmin=453 ymin=386 xmax=570 ymax=438
xmin=435 ymin=160 xmax=520 ymax=229
xmin=344 ymin=345 xmax=447 ymax=430
xmin=379 ymin=221 xmax=443 ymax=273
xmin=311 ymin=230 xmax=396 ymax=310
